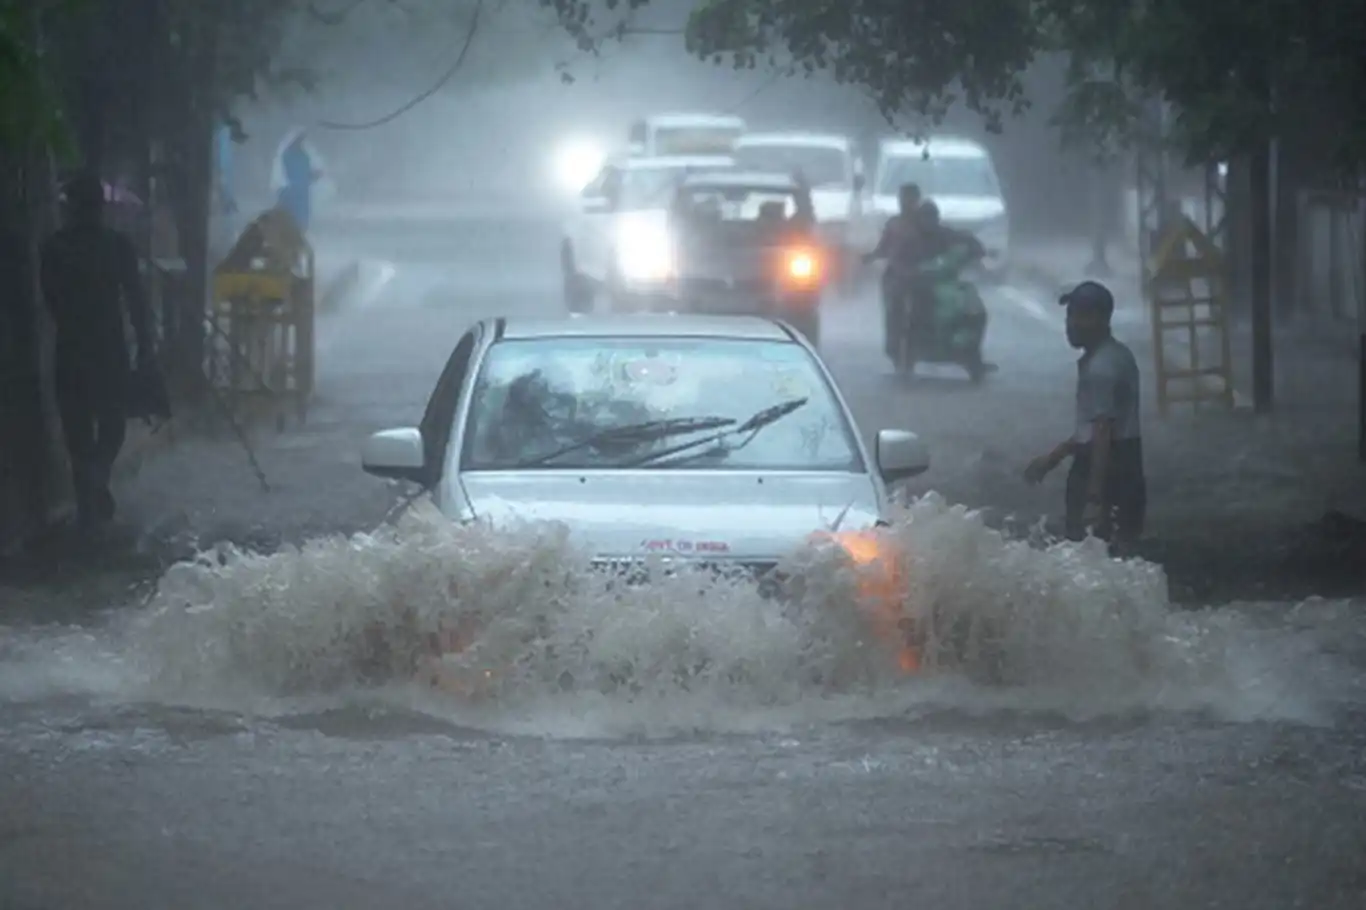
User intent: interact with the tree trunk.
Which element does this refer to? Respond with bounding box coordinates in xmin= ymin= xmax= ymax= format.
xmin=171 ymin=123 xmax=214 ymax=403
xmin=1272 ymin=137 xmax=1300 ymax=320
xmin=1250 ymin=140 xmax=1275 ymax=412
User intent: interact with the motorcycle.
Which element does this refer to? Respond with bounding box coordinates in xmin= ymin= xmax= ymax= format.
xmin=884 ymin=240 xmax=992 ymax=383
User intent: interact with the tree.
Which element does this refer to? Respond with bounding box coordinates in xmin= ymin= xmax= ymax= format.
xmin=540 ymin=0 xmax=1039 ymax=127
xmin=0 ymin=0 xmax=79 ymax=158
xmin=1041 ymin=0 xmax=1366 ymax=169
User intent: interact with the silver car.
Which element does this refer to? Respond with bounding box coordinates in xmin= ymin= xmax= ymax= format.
xmin=360 ymin=314 xmax=931 ymax=688
xmin=361 ymin=314 xmax=929 ymax=562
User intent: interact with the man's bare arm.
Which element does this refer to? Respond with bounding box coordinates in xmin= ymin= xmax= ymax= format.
xmin=1045 ymin=438 xmax=1076 ymax=470
xmin=866 ymin=223 xmax=893 ymax=260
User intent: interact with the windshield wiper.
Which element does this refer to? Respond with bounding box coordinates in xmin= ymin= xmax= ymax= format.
xmin=514 ymin=416 xmax=736 ymax=468
xmin=619 ymin=397 xmax=810 ymax=468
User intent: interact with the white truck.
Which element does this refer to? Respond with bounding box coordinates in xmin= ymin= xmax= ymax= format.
xmin=733 ymin=131 xmax=868 ymax=295
xmin=870 ymin=136 xmax=1011 ymax=280
xmin=560 ymin=154 xmax=736 ymax=312
xmin=626 ymin=113 xmax=746 ymax=158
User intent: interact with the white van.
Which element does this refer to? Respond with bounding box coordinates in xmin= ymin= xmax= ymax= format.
xmin=627 ymin=113 xmax=746 ymax=158
xmin=872 ymin=137 xmax=1010 ymax=277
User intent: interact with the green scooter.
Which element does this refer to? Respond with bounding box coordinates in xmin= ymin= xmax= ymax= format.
xmin=887 ymin=240 xmax=993 ymax=383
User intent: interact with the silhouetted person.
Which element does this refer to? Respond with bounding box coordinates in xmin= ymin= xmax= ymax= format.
xmin=40 ymin=173 xmax=154 ymax=531
xmin=863 ymin=183 xmax=924 ymax=358
xmin=1023 ymin=281 xmax=1145 ymax=554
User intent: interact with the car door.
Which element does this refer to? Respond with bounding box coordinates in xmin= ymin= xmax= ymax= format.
xmin=417 ymin=325 xmax=481 ymax=489
xmin=580 ymin=164 xmax=622 ymax=282
xmin=565 ymin=166 xmax=602 ymax=268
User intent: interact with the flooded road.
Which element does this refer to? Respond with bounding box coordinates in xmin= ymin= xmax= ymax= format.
xmin=3 ymin=210 xmax=1365 ymax=908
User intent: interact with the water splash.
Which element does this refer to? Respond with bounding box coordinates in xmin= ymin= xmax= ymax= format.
xmin=1 ymin=494 xmax=1351 ymax=737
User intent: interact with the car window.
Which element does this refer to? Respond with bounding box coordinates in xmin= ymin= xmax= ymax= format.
xmin=674 ymin=186 xmax=806 ymax=224
xmin=599 ymin=167 xmax=623 ymax=205
xmin=618 ymin=167 xmax=692 ymax=211
xmin=581 ymin=168 xmax=606 ymax=198
xmin=418 ymin=328 xmax=479 ymax=485
xmin=460 ymin=337 xmax=864 ymax=473
xmin=653 ymin=126 xmax=742 ymax=156
xmin=877 ymin=152 xmax=1000 ymax=197
xmin=734 ymin=144 xmax=849 ymax=188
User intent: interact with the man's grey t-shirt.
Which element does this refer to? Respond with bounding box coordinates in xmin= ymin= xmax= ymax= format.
xmin=1074 ymin=336 xmax=1142 ymax=444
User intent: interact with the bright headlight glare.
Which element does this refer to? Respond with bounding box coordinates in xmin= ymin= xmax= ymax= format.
xmin=553 ymin=138 xmax=605 ymax=193
xmin=617 ymin=233 xmax=673 ymax=281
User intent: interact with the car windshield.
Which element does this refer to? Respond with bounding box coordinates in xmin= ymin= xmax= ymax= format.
xmin=461 ymin=337 xmax=863 ymax=472
xmin=877 ymin=152 xmax=1000 ymax=197
xmin=653 ymin=126 xmax=742 ymax=156
xmin=619 ymin=167 xmax=695 ymax=211
xmin=674 ymin=186 xmax=803 ymax=226
xmin=734 ymin=144 xmax=848 ymax=188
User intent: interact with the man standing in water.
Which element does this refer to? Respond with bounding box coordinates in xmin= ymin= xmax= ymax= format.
xmin=40 ymin=173 xmax=155 ymax=532
xmin=1023 ymin=280 xmax=1146 ymax=554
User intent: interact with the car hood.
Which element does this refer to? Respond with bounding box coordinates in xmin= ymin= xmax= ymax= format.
xmin=871 ymin=193 xmax=1005 ymax=225
xmin=458 ymin=471 xmax=882 ymax=560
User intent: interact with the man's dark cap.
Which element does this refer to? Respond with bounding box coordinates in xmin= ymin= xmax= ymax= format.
xmin=1059 ymin=280 xmax=1114 ymax=318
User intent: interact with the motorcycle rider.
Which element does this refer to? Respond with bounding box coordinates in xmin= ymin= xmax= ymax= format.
xmin=862 ymin=183 xmax=924 ymax=358
xmin=912 ymin=200 xmax=986 ymax=321
xmin=911 ymin=201 xmax=996 ymax=373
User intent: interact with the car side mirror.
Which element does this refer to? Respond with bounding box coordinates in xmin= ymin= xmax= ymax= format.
xmin=875 ymin=428 xmax=929 ymax=482
xmin=361 ymin=427 xmax=427 ymax=483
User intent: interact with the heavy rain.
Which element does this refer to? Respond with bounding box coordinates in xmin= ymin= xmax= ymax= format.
xmin=1 ymin=1 xmax=1364 ymax=907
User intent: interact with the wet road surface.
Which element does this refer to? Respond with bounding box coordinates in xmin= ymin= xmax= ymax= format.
xmin=3 ymin=210 xmax=1365 ymax=909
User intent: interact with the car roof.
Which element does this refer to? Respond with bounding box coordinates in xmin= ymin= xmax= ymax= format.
xmin=678 ymin=170 xmax=802 ymax=191
xmin=497 ymin=314 xmax=795 ymax=342
xmin=642 ymin=112 xmax=746 ymax=129
xmin=878 ymin=136 xmax=988 ymax=159
xmin=736 ymin=132 xmax=852 ymax=151
xmin=614 ymin=154 xmax=736 ymax=171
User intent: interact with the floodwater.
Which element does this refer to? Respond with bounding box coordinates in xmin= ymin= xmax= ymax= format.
xmin=4 ymin=495 xmax=1365 ymax=909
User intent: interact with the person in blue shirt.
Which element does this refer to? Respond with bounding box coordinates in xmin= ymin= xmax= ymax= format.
xmin=275 ymin=128 xmax=321 ymax=233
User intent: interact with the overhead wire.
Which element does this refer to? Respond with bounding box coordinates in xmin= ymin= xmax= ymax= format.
xmin=314 ymin=0 xmax=486 ymax=131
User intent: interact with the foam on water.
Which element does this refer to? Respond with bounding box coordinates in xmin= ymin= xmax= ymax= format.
xmin=0 ymin=494 xmax=1354 ymax=737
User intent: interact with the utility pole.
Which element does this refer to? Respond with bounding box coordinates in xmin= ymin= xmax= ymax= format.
xmin=1359 ymin=199 xmax=1365 ymax=462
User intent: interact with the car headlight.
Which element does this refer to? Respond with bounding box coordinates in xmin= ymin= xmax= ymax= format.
xmin=617 ymin=228 xmax=674 ymax=282
xmin=552 ymin=138 xmax=605 ymax=194
xmin=782 ymin=246 xmax=822 ymax=288
xmin=808 ymin=529 xmax=919 ymax=674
